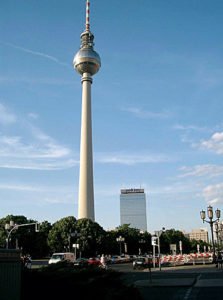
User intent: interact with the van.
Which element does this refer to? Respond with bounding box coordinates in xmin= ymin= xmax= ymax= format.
xmin=48 ymin=252 xmax=75 ymax=264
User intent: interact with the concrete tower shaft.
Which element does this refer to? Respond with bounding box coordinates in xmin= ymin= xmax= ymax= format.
xmin=73 ymin=0 xmax=101 ymax=221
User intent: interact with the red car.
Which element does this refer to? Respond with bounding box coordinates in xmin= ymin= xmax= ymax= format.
xmin=88 ymin=257 xmax=101 ymax=266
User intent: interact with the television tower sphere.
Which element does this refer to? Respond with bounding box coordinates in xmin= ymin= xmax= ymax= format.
xmin=73 ymin=31 xmax=101 ymax=76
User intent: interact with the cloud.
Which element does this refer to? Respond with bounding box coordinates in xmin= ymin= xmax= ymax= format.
xmin=199 ymin=132 xmax=223 ymax=155
xmin=1 ymin=42 xmax=70 ymax=68
xmin=179 ymin=164 xmax=223 ymax=178
xmin=0 ymin=131 xmax=78 ymax=170
xmin=0 ymin=183 xmax=41 ymax=192
xmin=121 ymin=106 xmax=171 ymax=119
xmin=96 ymin=152 xmax=172 ymax=165
xmin=0 ymin=103 xmax=78 ymax=170
xmin=28 ymin=113 xmax=39 ymax=120
xmin=203 ymin=183 xmax=223 ymax=206
xmin=0 ymin=103 xmax=16 ymax=125
xmin=173 ymin=124 xmax=207 ymax=132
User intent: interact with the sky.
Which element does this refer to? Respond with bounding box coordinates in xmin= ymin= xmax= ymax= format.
xmin=1 ymin=0 xmax=223 ymax=235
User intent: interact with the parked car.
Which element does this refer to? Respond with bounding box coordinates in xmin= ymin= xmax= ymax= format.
xmin=73 ymin=257 xmax=89 ymax=268
xmin=110 ymin=256 xmax=120 ymax=264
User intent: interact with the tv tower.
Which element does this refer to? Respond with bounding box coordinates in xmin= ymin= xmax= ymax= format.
xmin=73 ymin=0 xmax=101 ymax=221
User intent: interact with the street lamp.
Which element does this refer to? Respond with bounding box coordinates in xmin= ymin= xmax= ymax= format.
xmin=5 ymin=220 xmax=40 ymax=249
xmin=155 ymin=227 xmax=165 ymax=271
xmin=116 ymin=236 xmax=125 ymax=256
xmin=138 ymin=239 xmax=146 ymax=256
xmin=73 ymin=243 xmax=79 ymax=260
xmin=69 ymin=230 xmax=80 ymax=252
xmin=200 ymin=205 xmax=221 ymax=262
xmin=5 ymin=221 xmax=18 ymax=249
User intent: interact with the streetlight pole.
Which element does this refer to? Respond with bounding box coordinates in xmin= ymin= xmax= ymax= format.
xmin=215 ymin=222 xmax=219 ymax=251
xmin=155 ymin=227 xmax=165 ymax=271
xmin=5 ymin=221 xmax=40 ymax=249
xmin=116 ymin=236 xmax=125 ymax=256
xmin=200 ymin=205 xmax=221 ymax=262
xmin=138 ymin=239 xmax=146 ymax=256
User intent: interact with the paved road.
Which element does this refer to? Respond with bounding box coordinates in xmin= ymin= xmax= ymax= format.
xmin=112 ymin=263 xmax=223 ymax=300
xmin=32 ymin=260 xmax=223 ymax=299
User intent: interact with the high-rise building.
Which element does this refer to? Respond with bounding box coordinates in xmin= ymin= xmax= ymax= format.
xmin=73 ymin=0 xmax=101 ymax=221
xmin=120 ymin=188 xmax=147 ymax=232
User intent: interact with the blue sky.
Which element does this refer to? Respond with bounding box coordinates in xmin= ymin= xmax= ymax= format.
xmin=1 ymin=0 xmax=223 ymax=234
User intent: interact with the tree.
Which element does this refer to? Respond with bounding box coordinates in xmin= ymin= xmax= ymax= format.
xmin=161 ymin=229 xmax=191 ymax=254
xmin=0 ymin=215 xmax=49 ymax=257
xmin=47 ymin=216 xmax=77 ymax=253
xmin=75 ymin=218 xmax=107 ymax=257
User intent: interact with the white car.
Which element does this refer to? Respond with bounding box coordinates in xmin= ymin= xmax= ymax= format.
xmin=48 ymin=252 xmax=75 ymax=264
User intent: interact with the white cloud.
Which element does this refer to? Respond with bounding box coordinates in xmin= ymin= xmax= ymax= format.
xmin=173 ymin=124 xmax=207 ymax=132
xmin=200 ymin=132 xmax=223 ymax=155
xmin=1 ymin=42 xmax=70 ymax=68
xmin=0 ymin=103 xmax=78 ymax=170
xmin=121 ymin=106 xmax=171 ymax=119
xmin=96 ymin=152 xmax=172 ymax=165
xmin=203 ymin=183 xmax=223 ymax=206
xmin=179 ymin=164 xmax=223 ymax=178
xmin=0 ymin=132 xmax=78 ymax=170
xmin=28 ymin=113 xmax=39 ymax=120
xmin=0 ymin=183 xmax=41 ymax=192
xmin=0 ymin=103 xmax=16 ymax=125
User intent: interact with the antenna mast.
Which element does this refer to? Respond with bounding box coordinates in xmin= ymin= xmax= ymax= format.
xmin=86 ymin=0 xmax=90 ymax=31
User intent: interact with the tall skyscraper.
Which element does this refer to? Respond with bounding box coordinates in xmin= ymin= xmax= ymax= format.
xmin=73 ymin=0 xmax=101 ymax=221
xmin=120 ymin=188 xmax=147 ymax=232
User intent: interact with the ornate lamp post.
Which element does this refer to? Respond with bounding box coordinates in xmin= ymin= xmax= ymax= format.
xmin=200 ymin=205 xmax=221 ymax=262
xmin=116 ymin=236 xmax=125 ymax=256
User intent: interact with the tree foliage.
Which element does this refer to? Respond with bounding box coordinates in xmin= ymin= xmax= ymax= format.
xmin=0 ymin=214 xmax=212 ymax=257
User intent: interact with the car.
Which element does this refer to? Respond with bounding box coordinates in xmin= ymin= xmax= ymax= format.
xmin=73 ymin=257 xmax=89 ymax=268
xmin=110 ymin=255 xmax=120 ymax=264
xmin=133 ymin=257 xmax=148 ymax=269
xmin=88 ymin=257 xmax=101 ymax=266
xmin=48 ymin=252 xmax=75 ymax=264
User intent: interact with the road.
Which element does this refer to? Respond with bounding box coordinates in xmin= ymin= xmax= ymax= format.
xmin=111 ymin=263 xmax=223 ymax=300
xmin=32 ymin=260 xmax=223 ymax=299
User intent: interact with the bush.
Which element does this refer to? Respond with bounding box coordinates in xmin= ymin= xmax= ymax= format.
xmin=21 ymin=262 xmax=142 ymax=300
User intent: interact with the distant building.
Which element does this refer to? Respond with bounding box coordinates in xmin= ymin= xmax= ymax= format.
xmin=185 ymin=228 xmax=209 ymax=243
xmin=120 ymin=188 xmax=147 ymax=232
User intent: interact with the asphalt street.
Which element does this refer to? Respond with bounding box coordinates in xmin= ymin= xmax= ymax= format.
xmin=32 ymin=260 xmax=223 ymax=299
xmin=114 ymin=263 xmax=223 ymax=300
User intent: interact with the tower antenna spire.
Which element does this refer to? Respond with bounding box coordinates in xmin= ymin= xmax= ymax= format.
xmin=85 ymin=0 xmax=90 ymax=31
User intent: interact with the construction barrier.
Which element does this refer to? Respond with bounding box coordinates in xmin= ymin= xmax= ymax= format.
xmin=160 ymin=252 xmax=213 ymax=266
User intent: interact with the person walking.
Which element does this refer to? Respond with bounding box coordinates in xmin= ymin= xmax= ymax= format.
xmin=100 ymin=254 xmax=107 ymax=269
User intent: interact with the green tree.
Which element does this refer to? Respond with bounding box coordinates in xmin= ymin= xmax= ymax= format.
xmin=47 ymin=216 xmax=77 ymax=253
xmin=161 ymin=228 xmax=191 ymax=254
xmin=75 ymin=218 xmax=107 ymax=257
xmin=0 ymin=215 xmax=47 ymax=257
xmin=108 ymin=224 xmax=152 ymax=255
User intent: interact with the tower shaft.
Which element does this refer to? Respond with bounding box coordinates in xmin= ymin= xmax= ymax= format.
xmin=73 ymin=0 xmax=100 ymax=222
xmin=78 ymin=72 xmax=94 ymax=220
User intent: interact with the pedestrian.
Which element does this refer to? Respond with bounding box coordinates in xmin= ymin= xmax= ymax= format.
xmin=100 ymin=254 xmax=107 ymax=269
xmin=216 ymin=252 xmax=223 ymax=269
